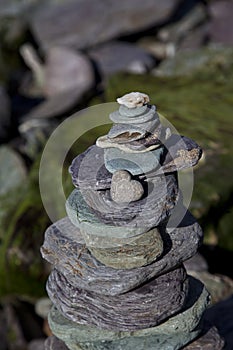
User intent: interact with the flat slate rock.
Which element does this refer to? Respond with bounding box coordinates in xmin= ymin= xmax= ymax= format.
xmin=30 ymin=0 xmax=179 ymax=50
xmin=41 ymin=211 xmax=203 ymax=295
xmin=104 ymin=145 xmax=164 ymax=175
xmin=69 ymin=134 xmax=201 ymax=189
xmin=66 ymin=173 xmax=179 ymax=228
xmin=47 ymin=266 xmax=188 ymax=331
xmin=83 ymin=227 xmax=164 ymax=269
xmin=48 ymin=277 xmax=209 ymax=349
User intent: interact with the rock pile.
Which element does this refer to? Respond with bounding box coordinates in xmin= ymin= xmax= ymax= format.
xmin=41 ymin=92 xmax=224 ymax=349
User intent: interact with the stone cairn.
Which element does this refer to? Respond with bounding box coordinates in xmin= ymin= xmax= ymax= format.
xmin=41 ymin=92 xmax=224 ymax=349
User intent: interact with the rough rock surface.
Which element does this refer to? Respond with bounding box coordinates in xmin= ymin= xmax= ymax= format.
xmin=48 ymin=277 xmax=210 ymax=349
xmin=41 ymin=213 xmax=203 ymax=295
xmin=47 ymin=267 xmax=188 ymax=331
xmin=84 ymin=226 xmax=164 ymax=269
xmin=110 ymin=170 xmax=144 ymax=204
xmin=66 ymin=173 xmax=179 ymax=228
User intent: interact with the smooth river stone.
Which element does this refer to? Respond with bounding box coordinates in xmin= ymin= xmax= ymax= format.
xmin=47 ymin=266 xmax=188 ymax=331
xmin=81 ymin=227 xmax=163 ymax=269
xmin=109 ymin=105 xmax=157 ymax=124
xmin=104 ymin=145 xmax=164 ymax=175
xmin=48 ymin=277 xmax=209 ymax=349
xmin=41 ymin=211 xmax=203 ymax=295
xmin=110 ymin=170 xmax=144 ymax=203
xmin=107 ymin=123 xmax=151 ymax=143
xmin=69 ymin=133 xmax=201 ymax=190
xmin=66 ymin=173 xmax=178 ymax=228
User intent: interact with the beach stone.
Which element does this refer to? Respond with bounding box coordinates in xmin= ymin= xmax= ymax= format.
xmin=107 ymin=123 xmax=148 ymax=143
xmin=104 ymin=146 xmax=164 ymax=175
xmin=41 ymin=212 xmax=203 ymax=295
xmin=45 ymin=335 xmax=69 ymax=350
xmin=88 ymin=41 xmax=155 ymax=76
xmin=117 ymin=92 xmax=150 ymax=108
xmin=0 ymin=146 xmax=27 ymax=196
xmin=208 ymin=0 xmax=233 ymax=46
xmin=30 ymin=0 xmax=179 ymax=50
xmin=110 ymin=170 xmax=144 ymax=203
xmin=48 ymin=277 xmax=209 ymax=349
xmin=82 ymin=226 xmax=163 ymax=269
xmin=110 ymin=105 xmax=158 ymax=124
xmin=96 ymin=135 xmax=161 ymax=153
xmin=66 ymin=172 xmax=178 ymax=228
xmin=47 ymin=266 xmax=188 ymax=331
xmin=43 ymin=47 xmax=95 ymax=98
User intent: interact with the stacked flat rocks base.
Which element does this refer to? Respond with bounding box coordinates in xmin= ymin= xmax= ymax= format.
xmin=41 ymin=92 xmax=224 ymax=349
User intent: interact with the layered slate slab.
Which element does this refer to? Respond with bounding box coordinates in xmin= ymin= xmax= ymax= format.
xmin=66 ymin=172 xmax=179 ymax=228
xmin=48 ymin=277 xmax=210 ymax=349
xmin=47 ymin=266 xmax=188 ymax=331
xmin=41 ymin=212 xmax=203 ymax=296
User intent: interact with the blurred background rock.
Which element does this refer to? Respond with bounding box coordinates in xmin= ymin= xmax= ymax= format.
xmin=0 ymin=0 xmax=232 ymax=349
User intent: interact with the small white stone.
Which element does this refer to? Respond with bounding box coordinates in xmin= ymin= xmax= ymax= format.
xmin=117 ymin=92 xmax=150 ymax=108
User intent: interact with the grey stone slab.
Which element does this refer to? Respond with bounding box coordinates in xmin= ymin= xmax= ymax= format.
xmin=81 ymin=227 xmax=163 ymax=269
xmin=29 ymin=0 xmax=179 ymax=50
xmin=41 ymin=212 xmax=203 ymax=295
xmin=104 ymin=145 xmax=164 ymax=175
xmin=66 ymin=172 xmax=179 ymax=228
xmin=47 ymin=266 xmax=188 ymax=331
xmin=48 ymin=277 xmax=209 ymax=349
xmin=109 ymin=105 xmax=158 ymax=124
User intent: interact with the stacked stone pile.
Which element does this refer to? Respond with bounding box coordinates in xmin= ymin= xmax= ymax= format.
xmin=41 ymin=92 xmax=224 ymax=349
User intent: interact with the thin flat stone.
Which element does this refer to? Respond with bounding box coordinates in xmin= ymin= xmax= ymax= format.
xmin=66 ymin=172 xmax=178 ymax=228
xmin=41 ymin=212 xmax=203 ymax=295
xmin=107 ymin=123 xmax=149 ymax=143
xmin=81 ymin=227 xmax=163 ymax=269
xmin=69 ymin=145 xmax=112 ymax=190
xmin=109 ymin=105 xmax=157 ymax=124
xmin=48 ymin=277 xmax=209 ymax=349
xmin=47 ymin=266 xmax=188 ymax=331
xmin=96 ymin=135 xmax=160 ymax=153
xmin=104 ymin=146 xmax=164 ymax=175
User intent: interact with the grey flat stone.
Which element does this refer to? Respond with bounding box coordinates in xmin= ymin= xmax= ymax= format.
xmin=66 ymin=172 xmax=179 ymax=228
xmin=104 ymin=145 xmax=164 ymax=174
xmin=109 ymin=105 xmax=158 ymax=124
xmin=47 ymin=266 xmax=188 ymax=331
xmin=48 ymin=277 xmax=209 ymax=349
xmin=41 ymin=212 xmax=203 ymax=295
xmin=81 ymin=227 xmax=163 ymax=269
